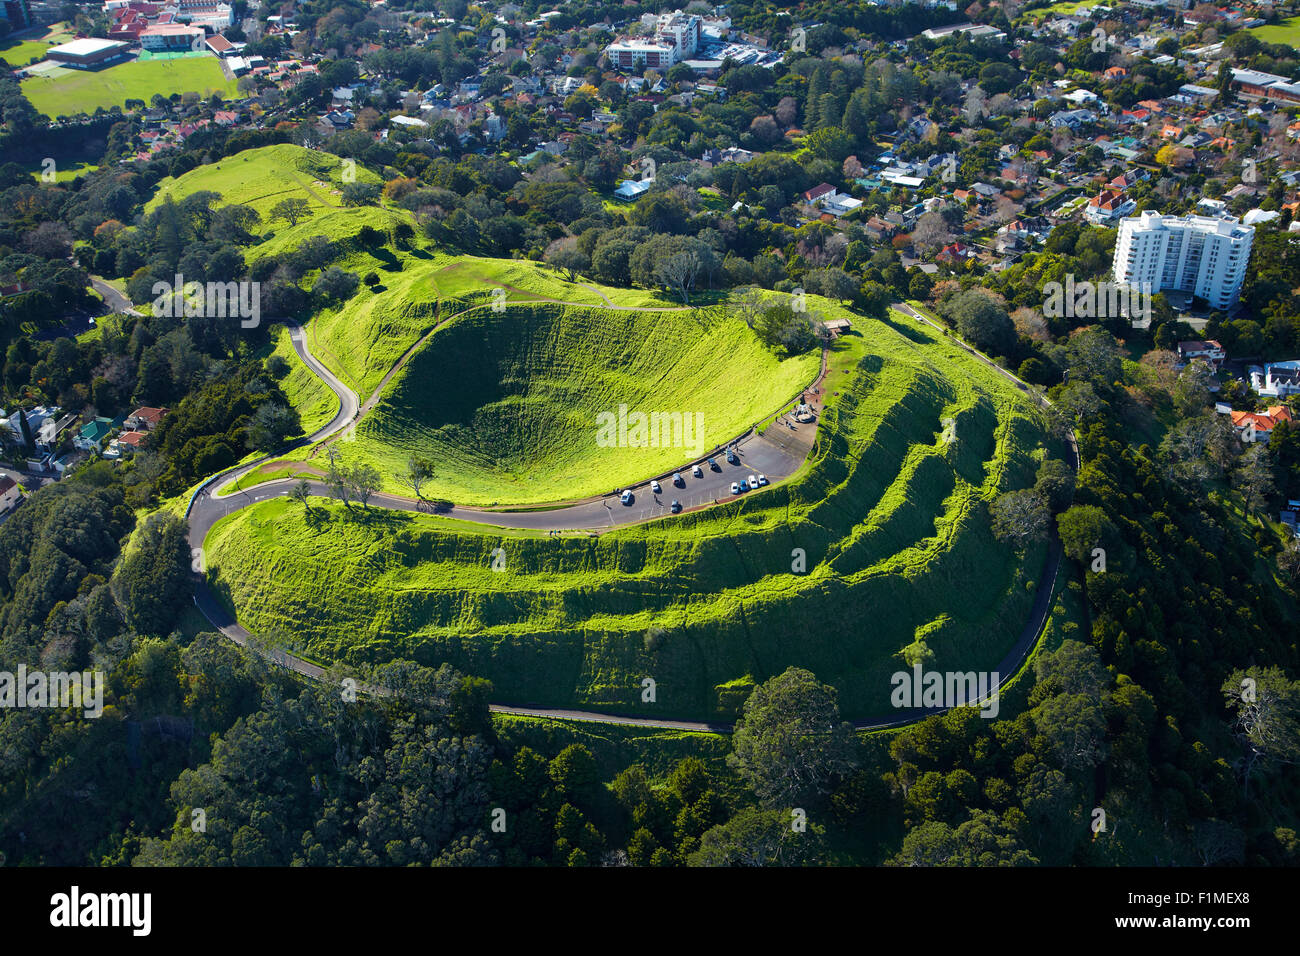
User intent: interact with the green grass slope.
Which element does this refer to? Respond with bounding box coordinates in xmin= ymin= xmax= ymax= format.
xmin=329 ymin=302 xmax=819 ymax=504
xmin=147 ymin=143 xmax=383 ymax=220
xmin=205 ymin=310 xmax=1051 ymax=720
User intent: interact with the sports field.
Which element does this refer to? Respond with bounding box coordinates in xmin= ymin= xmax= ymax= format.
xmin=21 ymin=56 xmax=239 ymax=118
xmin=1250 ymin=17 xmax=1300 ymax=47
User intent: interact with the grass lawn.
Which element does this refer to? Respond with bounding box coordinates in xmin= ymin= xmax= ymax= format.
xmin=0 ymin=37 xmax=51 ymax=67
xmin=1250 ymin=17 xmax=1300 ymax=46
xmin=22 ymin=56 xmax=239 ymax=118
xmin=24 ymin=159 xmax=98 ymax=182
xmin=331 ymin=301 xmax=821 ymax=505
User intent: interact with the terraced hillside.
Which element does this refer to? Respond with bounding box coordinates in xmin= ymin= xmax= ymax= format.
xmin=330 ymin=302 xmax=820 ymax=504
xmin=204 ymin=311 xmax=1052 ymax=720
xmin=147 ymin=143 xmax=384 ymax=220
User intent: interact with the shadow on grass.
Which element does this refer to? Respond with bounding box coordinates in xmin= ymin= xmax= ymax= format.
xmin=880 ymin=312 xmax=932 ymax=344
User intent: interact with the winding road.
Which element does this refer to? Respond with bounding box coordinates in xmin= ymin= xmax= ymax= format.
xmin=183 ymin=296 xmax=1077 ymax=735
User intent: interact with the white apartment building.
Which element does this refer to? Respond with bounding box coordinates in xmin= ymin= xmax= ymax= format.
xmin=606 ymin=11 xmax=702 ymax=70
xmin=605 ymin=37 xmax=679 ymax=69
xmin=654 ymin=12 xmax=701 ymax=57
xmin=1112 ymin=211 xmax=1254 ymax=311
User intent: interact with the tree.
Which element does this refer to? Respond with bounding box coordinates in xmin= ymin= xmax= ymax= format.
xmin=912 ymin=211 xmax=954 ymax=255
xmin=22 ymin=222 xmax=74 ymax=260
xmin=946 ymin=289 xmax=1015 ymax=357
xmin=687 ymin=807 xmax=826 ymax=866
xmin=547 ymin=246 xmax=590 ymax=282
xmin=728 ymin=287 xmax=765 ymax=328
xmin=1064 ymin=326 xmax=1122 ymax=386
xmin=655 ymin=250 xmax=702 ymax=304
xmin=16 ymin=407 xmax=34 ymax=454
xmin=347 ymin=463 xmax=381 ymax=508
xmin=1233 ymin=444 xmax=1275 ymax=513
xmin=908 ymin=271 xmax=933 ymax=301
xmin=271 ymin=198 xmax=311 ymax=227
xmin=807 ymin=267 xmax=856 ymax=304
xmin=1221 ymin=667 xmax=1300 ymax=795
xmin=246 ymin=401 xmax=300 ymax=453
xmin=314 ymin=266 xmax=360 ymax=301
xmin=1034 ymin=458 xmax=1076 ymax=512
xmin=326 ymin=452 xmax=351 ymax=507
xmin=397 ymin=455 xmax=434 ymax=499
xmin=289 ymin=478 xmax=312 ymax=511
xmin=728 ymin=667 xmax=859 ymax=809
xmin=753 ymin=302 xmax=816 ymax=356
xmin=990 ymin=489 xmax=1050 ymax=548
xmin=1173 ymin=360 xmax=1215 ymax=416
xmin=112 ymin=513 xmax=193 ymax=636
xmin=341 ymin=182 xmax=381 ymax=206
xmin=1055 ymin=504 xmax=1116 ymax=564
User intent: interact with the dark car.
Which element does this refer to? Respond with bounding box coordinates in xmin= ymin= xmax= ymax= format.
xmin=670 ymin=500 xmax=682 ymax=513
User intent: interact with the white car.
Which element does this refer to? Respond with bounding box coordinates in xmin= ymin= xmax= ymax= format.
xmin=620 ymin=490 xmax=633 ymax=505
xmin=651 ymin=480 xmax=662 ymax=494
xmin=757 ymin=474 xmax=768 ymax=486
xmin=730 ymin=482 xmax=741 ymax=495
xmin=747 ymin=474 xmax=758 ymax=489
xmin=692 ymin=464 xmax=703 ymax=478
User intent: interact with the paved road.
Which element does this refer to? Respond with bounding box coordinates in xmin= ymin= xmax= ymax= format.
xmin=185 ymin=298 xmax=1077 ymax=733
xmin=89 ymin=276 xmax=141 ymax=316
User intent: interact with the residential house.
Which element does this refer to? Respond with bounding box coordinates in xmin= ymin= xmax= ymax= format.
xmin=1177 ymin=340 xmax=1226 ymax=369
xmin=0 ymin=475 xmax=19 ymax=513
xmin=125 ymin=406 xmax=168 ymax=431
xmin=106 ymin=431 xmax=148 ymax=458
xmin=822 ymin=193 xmax=863 ymax=217
xmin=614 ymin=179 xmax=652 ymax=201
xmin=1230 ymin=405 xmax=1293 ymax=443
xmin=73 ymin=417 xmax=121 ymax=454
xmin=801 ymin=183 xmax=836 ymax=205
xmin=1251 ymin=360 xmax=1300 ymax=398
xmin=1085 ymin=188 xmax=1137 ymax=225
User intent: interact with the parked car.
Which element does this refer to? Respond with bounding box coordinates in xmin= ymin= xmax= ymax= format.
xmin=707 ymin=458 xmax=719 ymax=471
xmin=726 ymin=449 xmax=738 ymax=464
xmin=692 ymin=464 xmax=703 ymax=478
xmin=670 ymin=499 xmax=682 ymax=513
xmin=757 ymin=474 xmax=768 ymax=486
xmin=730 ymin=482 xmax=741 ymax=495
xmin=747 ymin=474 xmax=758 ymax=489
xmin=620 ymin=490 xmax=633 ymax=505
xmin=651 ymin=480 xmax=662 ymax=494
xmin=673 ymin=472 xmax=684 ymax=486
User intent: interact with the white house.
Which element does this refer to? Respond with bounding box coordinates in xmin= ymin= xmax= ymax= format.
xmin=614 ymin=179 xmax=652 ymax=200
